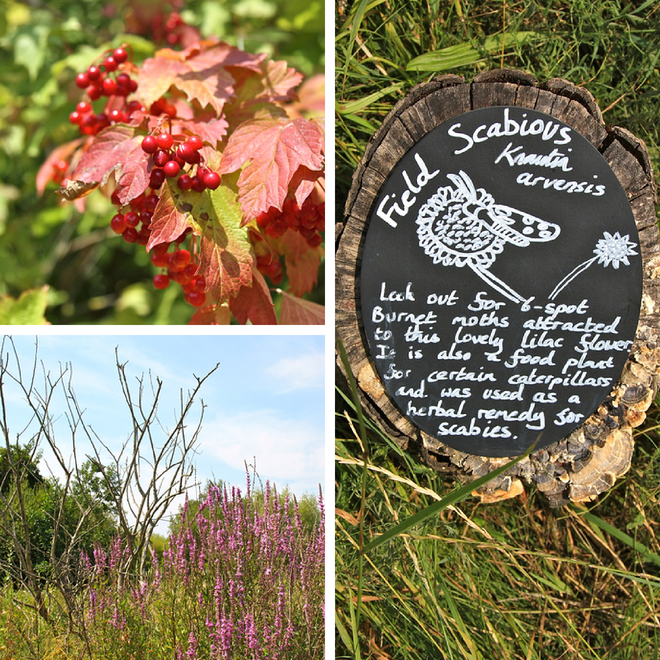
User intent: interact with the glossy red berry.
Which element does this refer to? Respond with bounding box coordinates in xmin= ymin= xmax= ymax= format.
xmin=116 ymin=73 xmax=131 ymax=88
xmin=75 ymin=72 xmax=89 ymax=88
xmin=69 ymin=111 xmax=82 ymax=125
xmin=170 ymin=249 xmax=191 ymax=270
xmin=187 ymin=135 xmax=203 ymax=150
xmin=191 ymin=178 xmax=206 ymax=193
xmin=163 ymin=161 xmax=181 ymax=178
xmin=88 ymin=86 xmax=103 ymax=101
xmin=122 ymin=227 xmax=138 ymax=243
xmin=124 ymin=211 xmax=139 ymax=228
xmin=104 ymin=56 xmax=118 ymax=72
xmin=156 ymin=133 xmax=174 ymax=150
xmin=144 ymin=194 xmax=159 ymax=211
xmin=203 ymin=171 xmax=221 ymax=190
xmin=141 ymin=135 xmax=158 ymax=153
xmin=113 ymin=47 xmax=128 ymax=63
xmin=154 ymin=150 xmax=171 ymax=167
xmin=176 ymin=142 xmax=196 ymax=162
xmin=185 ymin=290 xmax=206 ymax=307
xmin=177 ymin=174 xmax=193 ymax=190
xmin=149 ymin=168 xmax=166 ymax=188
xmin=102 ymin=78 xmax=117 ymax=96
xmin=87 ymin=65 xmax=101 ymax=80
xmin=110 ymin=214 xmax=126 ymax=234
xmin=153 ymin=274 xmax=170 ymax=290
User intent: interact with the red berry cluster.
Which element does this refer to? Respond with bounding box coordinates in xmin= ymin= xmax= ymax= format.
xmin=153 ymin=11 xmax=187 ymax=46
xmin=69 ymin=47 xmax=143 ymax=136
xmin=108 ymin=187 xmax=207 ymax=307
xmin=256 ymin=199 xmax=325 ymax=248
xmin=141 ymin=132 xmax=221 ymax=192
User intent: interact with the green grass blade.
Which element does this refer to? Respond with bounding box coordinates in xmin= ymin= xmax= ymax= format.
xmin=406 ymin=32 xmax=538 ymax=72
xmin=573 ymin=506 xmax=660 ymax=568
xmin=365 ymin=443 xmax=535 ymax=552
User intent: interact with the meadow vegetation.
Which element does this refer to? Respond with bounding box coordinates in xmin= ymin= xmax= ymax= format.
xmin=336 ymin=1 xmax=660 ymax=658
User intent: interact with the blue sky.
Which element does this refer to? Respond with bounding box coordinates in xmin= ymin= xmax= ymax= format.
xmin=1 ymin=334 xmax=325 ymax=526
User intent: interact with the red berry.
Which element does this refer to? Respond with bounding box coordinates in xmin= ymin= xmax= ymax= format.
xmin=150 ymin=99 xmax=166 ymax=116
xmin=88 ymin=86 xmax=103 ymax=101
xmin=177 ymin=174 xmax=193 ymax=191
xmin=144 ymin=194 xmax=159 ymax=211
xmin=153 ymin=274 xmax=170 ymax=290
xmin=170 ymin=249 xmax=191 ymax=270
xmin=154 ymin=150 xmax=171 ymax=167
xmin=164 ymin=103 xmax=176 ymax=118
xmin=203 ymin=171 xmax=221 ymax=190
xmin=77 ymin=101 xmax=92 ymax=114
xmin=149 ymin=168 xmax=166 ymax=188
xmin=75 ymin=72 xmax=89 ymax=88
xmin=156 ymin=133 xmax=174 ymax=150
xmin=116 ymin=73 xmax=131 ymax=88
xmin=151 ymin=242 xmax=170 ymax=256
xmin=122 ymin=227 xmax=138 ymax=243
xmin=110 ymin=214 xmax=126 ymax=234
xmin=191 ymin=178 xmax=206 ymax=193
xmin=124 ymin=211 xmax=139 ymax=228
xmin=141 ymin=135 xmax=158 ymax=153
xmin=113 ymin=47 xmax=128 ymax=63
xmin=109 ymin=109 xmax=126 ymax=123
xmin=102 ymin=78 xmax=117 ymax=96
xmin=104 ymin=56 xmax=118 ymax=72
xmin=150 ymin=252 xmax=170 ymax=268
xmin=136 ymin=231 xmax=149 ymax=246
xmin=187 ymin=135 xmax=203 ymax=150
xmin=306 ymin=232 xmax=323 ymax=248
xmin=69 ymin=111 xmax=82 ymax=125
xmin=163 ymin=161 xmax=181 ymax=178
xmin=87 ymin=65 xmax=101 ymax=80
xmin=184 ymin=290 xmax=206 ymax=307
xmin=176 ymin=142 xmax=195 ymax=162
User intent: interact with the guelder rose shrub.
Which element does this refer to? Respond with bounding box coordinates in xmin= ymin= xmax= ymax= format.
xmin=83 ymin=481 xmax=324 ymax=659
xmin=39 ymin=39 xmax=325 ymax=325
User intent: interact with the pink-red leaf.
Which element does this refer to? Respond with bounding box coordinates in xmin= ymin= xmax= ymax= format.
xmin=138 ymin=41 xmax=265 ymax=116
xmin=219 ymin=117 xmax=325 ymax=222
xmin=229 ymin=266 xmax=277 ymax=325
xmin=37 ymin=138 xmax=84 ymax=196
xmin=188 ymin=303 xmax=231 ymax=325
xmin=71 ymin=125 xmax=141 ymax=186
xmin=278 ymin=291 xmax=324 ymax=325
xmin=115 ymin=150 xmax=151 ymax=206
xmin=147 ymin=184 xmax=193 ymax=250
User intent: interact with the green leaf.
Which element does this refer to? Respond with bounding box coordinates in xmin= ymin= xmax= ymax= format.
xmin=196 ymin=186 xmax=254 ymax=302
xmin=364 ymin=443 xmax=536 ymax=552
xmin=0 ymin=287 xmax=49 ymax=324
xmin=406 ymin=32 xmax=538 ymax=72
xmin=13 ymin=25 xmax=49 ymax=80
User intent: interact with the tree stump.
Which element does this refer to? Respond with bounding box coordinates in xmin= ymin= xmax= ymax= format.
xmin=336 ymin=69 xmax=660 ymax=506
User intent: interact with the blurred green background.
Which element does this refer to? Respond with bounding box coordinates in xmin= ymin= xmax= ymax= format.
xmin=0 ymin=0 xmax=324 ymax=324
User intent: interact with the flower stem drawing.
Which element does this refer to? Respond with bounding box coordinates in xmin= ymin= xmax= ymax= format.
xmin=548 ymin=231 xmax=638 ymax=301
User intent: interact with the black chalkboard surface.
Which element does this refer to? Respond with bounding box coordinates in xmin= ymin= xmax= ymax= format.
xmin=359 ymin=105 xmax=643 ymax=457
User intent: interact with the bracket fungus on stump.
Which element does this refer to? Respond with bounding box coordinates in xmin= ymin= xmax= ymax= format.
xmin=336 ymin=69 xmax=660 ymax=506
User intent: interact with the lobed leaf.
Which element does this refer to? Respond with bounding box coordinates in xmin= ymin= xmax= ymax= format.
xmin=196 ymin=186 xmax=254 ymax=302
xmin=229 ymin=266 xmax=277 ymax=325
xmin=71 ymin=125 xmax=142 ymax=187
xmin=278 ymin=291 xmax=324 ymax=325
xmin=147 ymin=184 xmax=193 ymax=249
xmin=138 ymin=41 xmax=265 ymax=116
xmin=219 ymin=117 xmax=325 ymax=222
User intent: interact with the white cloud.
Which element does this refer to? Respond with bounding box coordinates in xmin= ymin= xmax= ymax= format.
xmin=198 ymin=410 xmax=324 ymax=494
xmin=265 ymin=351 xmax=324 ymax=392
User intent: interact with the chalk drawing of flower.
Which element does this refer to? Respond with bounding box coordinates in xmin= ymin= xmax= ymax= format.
xmin=549 ymin=231 xmax=638 ymax=301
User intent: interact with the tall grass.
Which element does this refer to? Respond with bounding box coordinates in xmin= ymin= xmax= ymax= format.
xmin=335 ymin=2 xmax=660 ymax=657
xmin=0 ymin=479 xmax=325 ymax=660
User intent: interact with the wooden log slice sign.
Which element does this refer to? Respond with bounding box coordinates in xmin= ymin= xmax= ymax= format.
xmin=336 ymin=70 xmax=660 ymax=506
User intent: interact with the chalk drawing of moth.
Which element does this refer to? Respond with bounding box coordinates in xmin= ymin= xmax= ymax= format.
xmin=416 ymin=170 xmax=561 ymax=305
